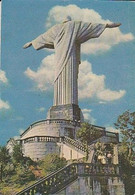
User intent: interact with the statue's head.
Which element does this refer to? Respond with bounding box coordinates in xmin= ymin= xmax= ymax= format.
xmin=63 ymin=16 xmax=72 ymax=23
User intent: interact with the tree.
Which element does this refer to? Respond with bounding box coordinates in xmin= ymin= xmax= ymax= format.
xmin=11 ymin=164 xmax=35 ymax=185
xmin=12 ymin=143 xmax=36 ymax=169
xmin=12 ymin=143 xmax=24 ymax=165
xmin=114 ymin=110 xmax=135 ymax=195
xmin=38 ymin=153 xmax=67 ymax=176
xmin=0 ymin=146 xmax=10 ymax=165
xmin=77 ymin=122 xmax=103 ymax=145
xmin=0 ymin=146 xmax=10 ymax=181
xmin=0 ymin=144 xmax=36 ymax=193
xmin=77 ymin=122 xmax=103 ymax=161
xmin=114 ymin=110 xmax=135 ymax=165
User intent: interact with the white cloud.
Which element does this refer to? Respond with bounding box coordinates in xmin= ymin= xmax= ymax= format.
xmin=25 ymin=54 xmax=55 ymax=91
xmin=46 ymin=4 xmax=108 ymax=28
xmin=0 ymin=4 xmax=10 ymax=112
xmin=82 ymin=108 xmax=96 ymax=124
xmin=0 ymin=70 xmax=8 ymax=84
xmin=0 ymin=99 xmax=10 ymax=110
xmin=97 ymin=89 xmax=126 ymax=101
xmin=0 ymin=3 xmax=9 ymax=111
xmin=46 ymin=4 xmax=134 ymax=55
xmin=78 ymin=60 xmax=126 ymax=101
xmin=106 ymin=126 xmax=119 ymax=133
xmin=0 ymin=5 xmax=8 ymax=88
xmin=37 ymin=107 xmax=45 ymax=112
xmin=25 ymin=56 xmax=126 ymax=102
xmin=81 ymin=28 xmax=134 ymax=55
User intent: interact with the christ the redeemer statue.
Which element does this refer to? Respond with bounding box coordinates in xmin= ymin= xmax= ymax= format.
xmin=23 ymin=17 xmax=121 ymax=107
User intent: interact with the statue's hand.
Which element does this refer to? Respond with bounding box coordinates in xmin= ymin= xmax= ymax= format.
xmin=23 ymin=42 xmax=32 ymax=49
xmin=106 ymin=23 xmax=121 ymax=28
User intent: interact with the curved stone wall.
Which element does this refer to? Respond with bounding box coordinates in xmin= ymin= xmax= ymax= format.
xmin=21 ymin=119 xmax=80 ymax=140
xmin=21 ymin=119 xmax=80 ymax=160
xmin=22 ymin=136 xmax=60 ymax=161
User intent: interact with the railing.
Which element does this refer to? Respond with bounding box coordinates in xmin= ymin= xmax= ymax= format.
xmin=21 ymin=119 xmax=80 ymax=138
xmin=24 ymin=136 xmax=59 ymax=143
xmin=89 ymin=132 xmax=119 ymax=145
xmin=37 ymin=136 xmax=59 ymax=142
xmin=23 ymin=136 xmax=94 ymax=154
xmin=62 ymin=136 xmax=94 ymax=153
xmin=62 ymin=136 xmax=87 ymax=152
xmin=81 ymin=163 xmax=119 ymax=176
xmin=16 ymin=163 xmax=120 ymax=195
xmin=16 ymin=163 xmax=78 ymax=195
xmin=105 ymin=131 xmax=119 ymax=142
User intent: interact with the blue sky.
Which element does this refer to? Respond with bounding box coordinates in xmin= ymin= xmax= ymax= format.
xmin=0 ymin=0 xmax=135 ymax=145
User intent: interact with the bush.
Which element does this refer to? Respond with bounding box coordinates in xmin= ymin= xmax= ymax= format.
xmin=38 ymin=153 xmax=67 ymax=176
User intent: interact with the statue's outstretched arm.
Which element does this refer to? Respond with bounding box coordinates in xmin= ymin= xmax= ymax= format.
xmin=23 ymin=41 xmax=32 ymax=49
xmin=106 ymin=23 xmax=121 ymax=28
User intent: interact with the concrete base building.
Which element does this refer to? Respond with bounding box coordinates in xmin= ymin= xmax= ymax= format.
xmin=20 ymin=118 xmax=80 ymax=161
xmin=19 ymin=106 xmax=119 ymax=163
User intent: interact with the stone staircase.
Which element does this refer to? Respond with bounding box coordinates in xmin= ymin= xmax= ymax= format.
xmin=61 ymin=136 xmax=95 ymax=162
xmin=62 ymin=136 xmax=91 ymax=152
xmin=16 ymin=136 xmax=116 ymax=195
xmin=16 ymin=163 xmax=119 ymax=195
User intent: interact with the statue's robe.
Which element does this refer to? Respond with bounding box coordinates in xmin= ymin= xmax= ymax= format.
xmin=31 ymin=21 xmax=106 ymax=106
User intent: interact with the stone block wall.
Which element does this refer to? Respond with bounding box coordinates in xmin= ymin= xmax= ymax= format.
xmin=58 ymin=142 xmax=85 ymax=161
xmin=47 ymin=104 xmax=83 ymax=122
xmin=22 ymin=141 xmax=59 ymax=161
xmin=21 ymin=119 xmax=80 ymax=140
xmin=20 ymin=119 xmax=80 ymax=160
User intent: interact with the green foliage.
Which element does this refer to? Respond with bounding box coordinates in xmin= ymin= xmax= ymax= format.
xmin=119 ymin=154 xmax=135 ymax=195
xmin=94 ymin=142 xmax=106 ymax=156
xmin=77 ymin=122 xmax=103 ymax=161
xmin=38 ymin=153 xmax=67 ymax=176
xmin=0 ymin=146 xmax=11 ymax=181
xmin=12 ymin=143 xmax=24 ymax=164
xmin=114 ymin=110 xmax=135 ymax=165
xmin=0 ymin=146 xmax=10 ymax=165
xmin=11 ymin=164 xmax=35 ymax=185
xmin=77 ymin=122 xmax=102 ymax=144
xmin=0 ymin=143 xmax=37 ymax=194
xmin=0 ymin=145 xmax=67 ymax=194
xmin=12 ymin=143 xmax=36 ymax=167
xmin=10 ymin=144 xmax=36 ymax=185
xmin=115 ymin=110 xmax=135 ymax=195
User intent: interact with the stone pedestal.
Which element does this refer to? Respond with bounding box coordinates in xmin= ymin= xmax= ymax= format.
xmin=47 ymin=104 xmax=83 ymax=122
